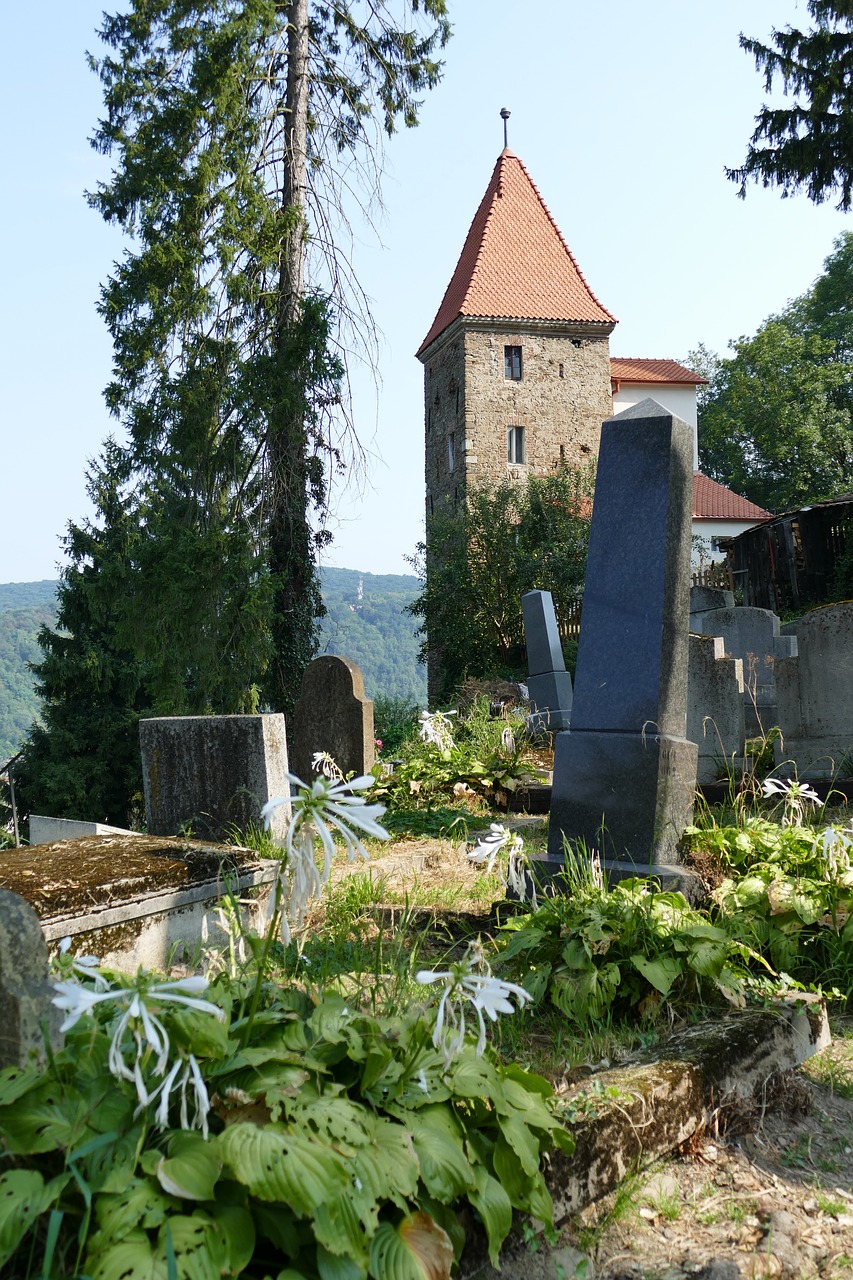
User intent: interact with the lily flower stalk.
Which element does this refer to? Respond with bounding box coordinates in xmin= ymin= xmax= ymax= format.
xmin=416 ymin=941 xmax=531 ymax=1066
xmin=261 ymin=772 xmax=390 ymax=943
xmin=51 ymin=953 xmax=223 ymax=1135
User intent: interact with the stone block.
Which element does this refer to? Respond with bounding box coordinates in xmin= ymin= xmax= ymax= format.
xmin=548 ymin=399 xmax=697 ymax=874
xmin=139 ymin=714 xmax=290 ymax=843
xmin=774 ymin=602 xmax=853 ymax=776
xmin=698 ymin=606 xmax=795 ymax=687
xmin=526 ymin=670 xmax=572 ymax=732
xmin=289 ymin=655 xmax=374 ymax=785
xmin=29 ymin=816 xmax=134 ymax=846
xmin=547 ymin=729 xmax=697 ymax=866
xmin=687 ymin=633 xmax=745 ymax=784
xmin=0 ymin=889 xmax=63 ymax=1069
xmin=521 ymin=590 xmax=566 ymax=676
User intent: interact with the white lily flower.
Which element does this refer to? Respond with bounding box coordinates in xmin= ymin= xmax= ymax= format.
xmin=262 ymin=772 xmax=390 ymax=943
xmin=312 ymin=750 xmax=344 ymax=781
xmin=416 ymin=942 xmax=531 ymax=1066
xmin=418 ymin=709 xmax=456 ymax=751
xmin=814 ymin=824 xmax=853 ymax=877
xmin=52 ymin=969 xmax=223 ymax=1119
xmin=762 ymin=776 xmax=821 ymax=826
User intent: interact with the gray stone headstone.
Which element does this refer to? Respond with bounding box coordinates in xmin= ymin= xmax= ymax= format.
xmin=289 ymin=655 xmax=375 ymax=785
xmin=689 ymin=585 xmax=735 ymax=634
xmin=545 ymin=399 xmax=698 ymax=875
xmin=697 ymin=606 xmax=797 ymax=736
xmin=774 ymin=602 xmax=853 ymax=776
xmin=688 ymin=633 xmax=745 ymax=784
xmin=522 ymin=590 xmax=572 ymax=732
xmin=0 ymin=890 xmax=63 ymax=1069
xmin=140 ymin=714 xmax=291 ymax=842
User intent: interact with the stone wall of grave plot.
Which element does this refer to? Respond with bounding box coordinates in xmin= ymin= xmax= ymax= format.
xmin=774 ymin=602 xmax=853 ymax=776
xmin=688 ymin=633 xmax=745 ymax=784
xmin=423 ymin=325 xmax=611 ymax=511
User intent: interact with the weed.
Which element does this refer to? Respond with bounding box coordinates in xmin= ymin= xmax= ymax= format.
xmin=815 ymin=1188 xmax=848 ymax=1217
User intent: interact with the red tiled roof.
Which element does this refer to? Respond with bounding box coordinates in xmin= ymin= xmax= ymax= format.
xmin=417 ymin=150 xmax=615 ymax=357
xmin=612 ymin=358 xmax=708 ymax=385
xmin=693 ymin=472 xmax=772 ymax=521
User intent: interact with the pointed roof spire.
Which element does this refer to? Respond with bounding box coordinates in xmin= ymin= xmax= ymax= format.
xmin=417 ymin=150 xmax=616 ymax=358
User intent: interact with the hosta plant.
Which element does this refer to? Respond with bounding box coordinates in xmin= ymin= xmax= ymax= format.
xmin=0 ymin=974 xmax=572 ymax=1278
xmin=494 ymin=875 xmax=764 ymax=1027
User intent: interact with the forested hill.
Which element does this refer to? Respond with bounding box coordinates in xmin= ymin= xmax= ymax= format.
xmin=317 ymin=567 xmax=426 ymax=704
xmin=0 ymin=582 xmax=58 ymax=760
xmin=0 ymin=569 xmax=426 ymax=760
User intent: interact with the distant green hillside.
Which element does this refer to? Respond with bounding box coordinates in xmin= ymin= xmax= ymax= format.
xmin=0 ymin=569 xmax=425 ymax=759
xmin=318 ymin=567 xmax=427 ymax=705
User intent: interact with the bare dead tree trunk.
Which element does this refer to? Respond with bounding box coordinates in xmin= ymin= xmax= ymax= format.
xmin=265 ymin=0 xmax=321 ymax=715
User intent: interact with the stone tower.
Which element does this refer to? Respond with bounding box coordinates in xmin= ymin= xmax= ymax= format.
xmin=416 ymin=149 xmax=617 ymax=516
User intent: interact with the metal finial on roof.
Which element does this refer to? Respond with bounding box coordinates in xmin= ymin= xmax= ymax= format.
xmin=500 ymin=107 xmax=510 ymax=150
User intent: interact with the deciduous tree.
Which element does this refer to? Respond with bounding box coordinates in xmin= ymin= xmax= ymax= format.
xmin=409 ymin=467 xmax=594 ymax=704
xmin=697 ymin=232 xmax=853 ymax=513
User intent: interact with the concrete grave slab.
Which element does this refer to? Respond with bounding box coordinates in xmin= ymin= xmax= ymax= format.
xmin=775 ymin=601 xmax=853 ymax=776
xmin=0 ymin=835 xmax=276 ymax=973
xmin=522 ymin=590 xmax=572 ymax=732
xmin=688 ymin=633 xmax=745 ymax=784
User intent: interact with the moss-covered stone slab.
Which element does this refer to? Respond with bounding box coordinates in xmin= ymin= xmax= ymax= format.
xmin=548 ymin=997 xmax=830 ymax=1220
xmin=0 ymin=834 xmax=275 ymax=972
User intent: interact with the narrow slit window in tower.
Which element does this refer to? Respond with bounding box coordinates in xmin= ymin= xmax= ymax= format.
xmin=504 ymin=345 xmax=522 ymax=380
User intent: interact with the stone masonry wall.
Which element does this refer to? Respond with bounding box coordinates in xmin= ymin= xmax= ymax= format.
xmin=424 ymin=324 xmax=612 ymax=513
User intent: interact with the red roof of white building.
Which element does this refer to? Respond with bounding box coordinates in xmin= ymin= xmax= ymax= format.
xmin=693 ymin=472 xmax=771 ymax=521
xmin=417 ymin=149 xmax=615 ymax=357
xmin=612 ymin=358 xmax=708 ymax=385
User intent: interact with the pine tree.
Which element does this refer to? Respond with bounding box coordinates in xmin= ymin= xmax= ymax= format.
xmin=15 ymin=445 xmax=150 ymax=826
xmin=729 ymin=2 xmax=853 ymax=210
xmin=89 ymin=0 xmax=450 ymax=713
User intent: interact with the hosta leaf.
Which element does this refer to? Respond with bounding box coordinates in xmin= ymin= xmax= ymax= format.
xmin=687 ymin=939 xmax=728 ymax=978
xmin=369 ymin=1213 xmax=454 ymax=1280
xmin=410 ymin=1105 xmax=473 ymax=1202
xmin=349 ymin=1116 xmax=420 ymax=1219
xmin=469 ymin=1167 xmax=512 ymax=1266
xmin=87 ymin=1232 xmax=168 ymax=1280
xmin=313 ymin=1192 xmax=370 ymax=1267
xmin=447 ymin=1052 xmax=502 ymax=1101
xmin=0 ymin=1170 xmax=64 ymax=1267
xmin=629 ymin=953 xmax=682 ymax=995
xmin=491 ymin=1134 xmax=528 ymax=1204
xmin=156 ymin=1132 xmax=222 ymax=1201
xmin=92 ymin=1177 xmax=175 ymax=1247
xmin=219 ymin=1122 xmax=348 ymax=1212
xmin=161 ymin=1214 xmax=228 ymax=1280
xmin=0 ymin=1064 xmax=42 ymax=1107
xmin=494 ymin=1111 xmax=540 ymax=1178
xmin=497 ymin=1078 xmax=555 ymax=1129
xmin=499 ymin=1062 xmax=554 ymax=1099
xmin=0 ymin=1084 xmax=89 ymax=1153
xmin=318 ymin=1243 xmax=368 ymax=1280
xmin=206 ymin=1203 xmax=255 ymax=1274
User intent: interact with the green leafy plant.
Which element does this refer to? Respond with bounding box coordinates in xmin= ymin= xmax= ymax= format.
xmin=494 ymin=867 xmax=761 ymax=1027
xmin=0 ymin=774 xmax=572 ymax=1277
xmin=683 ymin=816 xmax=853 ymax=990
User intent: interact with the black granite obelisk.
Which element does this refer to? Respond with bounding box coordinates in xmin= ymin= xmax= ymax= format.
xmin=543 ymin=398 xmax=698 ymax=884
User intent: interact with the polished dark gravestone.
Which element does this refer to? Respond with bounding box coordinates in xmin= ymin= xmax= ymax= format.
xmin=522 ymin=589 xmax=572 ymax=732
xmin=543 ymin=399 xmax=698 ymax=887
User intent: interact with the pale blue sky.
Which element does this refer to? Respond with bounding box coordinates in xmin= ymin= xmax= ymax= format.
xmin=1 ymin=0 xmax=849 ymax=583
